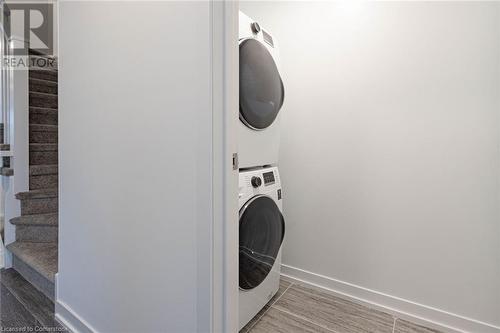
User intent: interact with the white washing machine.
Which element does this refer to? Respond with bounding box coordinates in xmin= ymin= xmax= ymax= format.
xmin=239 ymin=166 xmax=285 ymax=330
xmin=239 ymin=11 xmax=285 ymax=169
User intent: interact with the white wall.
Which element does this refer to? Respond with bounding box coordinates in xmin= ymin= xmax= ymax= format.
xmin=57 ymin=2 xmax=214 ymax=332
xmin=240 ymin=2 xmax=500 ymax=332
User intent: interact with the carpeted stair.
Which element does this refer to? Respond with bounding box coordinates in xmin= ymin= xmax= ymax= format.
xmin=6 ymin=50 xmax=58 ymax=301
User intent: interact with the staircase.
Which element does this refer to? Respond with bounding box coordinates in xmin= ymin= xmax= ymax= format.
xmin=6 ymin=51 xmax=58 ymax=301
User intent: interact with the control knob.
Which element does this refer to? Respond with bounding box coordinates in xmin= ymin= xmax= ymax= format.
xmin=251 ymin=22 xmax=261 ymax=34
xmin=251 ymin=176 xmax=262 ymax=188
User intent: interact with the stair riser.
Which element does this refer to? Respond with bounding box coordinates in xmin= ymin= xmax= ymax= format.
xmin=30 ymin=130 xmax=58 ymax=144
xmin=30 ymin=109 xmax=58 ymax=125
xmin=30 ymin=81 xmax=57 ymax=95
xmin=29 ymin=70 xmax=58 ymax=82
xmin=29 ymin=93 xmax=58 ymax=109
xmin=12 ymin=256 xmax=54 ymax=302
xmin=20 ymin=197 xmax=58 ymax=215
xmin=30 ymin=151 xmax=58 ymax=165
xmin=16 ymin=225 xmax=58 ymax=243
xmin=30 ymin=165 xmax=58 ymax=176
xmin=30 ymin=174 xmax=58 ymax=190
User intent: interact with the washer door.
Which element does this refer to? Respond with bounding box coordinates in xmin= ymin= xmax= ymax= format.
xmin=239 ymin=195 xmax=285 ymax=290
xmin=239 ymin=38 xmax=285 ymax=130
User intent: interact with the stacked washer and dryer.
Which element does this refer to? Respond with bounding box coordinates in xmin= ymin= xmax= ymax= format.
xmin=238 ymin=12 xmax=286 ymax=330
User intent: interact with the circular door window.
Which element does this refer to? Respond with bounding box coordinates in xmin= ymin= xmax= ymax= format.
xmin=239 ymin=195 xmax=285 ymax=290
xmin=239 ymin=39 xmax=285 ymax=130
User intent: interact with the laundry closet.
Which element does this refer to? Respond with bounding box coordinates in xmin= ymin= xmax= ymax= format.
xmin=237 ymin=2 xmax=500 ymax=333
xmin=237 ymin=10 xmax=285 ymax=330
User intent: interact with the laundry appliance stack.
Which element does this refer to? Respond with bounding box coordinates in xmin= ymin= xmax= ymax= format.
xmin=238 ymin=11 xmax=286 ymax=330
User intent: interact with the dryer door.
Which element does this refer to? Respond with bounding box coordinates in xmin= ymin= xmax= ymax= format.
xmin=239 ymin=195 xmax=285 ymax=290
xmin=239 ymin=38 xmax=284 ymax=130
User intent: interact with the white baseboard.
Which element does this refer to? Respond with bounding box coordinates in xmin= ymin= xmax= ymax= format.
xmin=281 ymin=264 xmax=500 ymax=333
xmin=55 ymin=300 xmax=96 ymax=333
xmin=55 ymin=274 xmax=96 ymax=333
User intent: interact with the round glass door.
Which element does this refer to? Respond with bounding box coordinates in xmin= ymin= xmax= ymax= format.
xmin=239 ymin=195 xmax=285 ymax=290
xmin=239 ymin=39 xmax=284 ymax=130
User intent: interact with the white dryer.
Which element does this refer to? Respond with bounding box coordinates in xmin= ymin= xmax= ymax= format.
xmin=239 ymin=166 xmax=285 ymax=330
xmin=239 ymin=11 xmax=285 ymax=168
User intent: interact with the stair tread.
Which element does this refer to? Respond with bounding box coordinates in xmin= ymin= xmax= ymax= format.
xmin=29 ymin=143 xmax=58 ymax=152
xmin=0 ymin=144 xmax=10 ymax=151
xmin=30 ymin=165 xmax=58 ymax=176
xmin=30 ymin=124 xmax=58 ymax=132
xmin=11 ymin=213 xmax=58 ymax=226
xmin=6 ymin=242 xmax=57 ymax=283
xmin=16 ymin=188 xmax=58 ymax=200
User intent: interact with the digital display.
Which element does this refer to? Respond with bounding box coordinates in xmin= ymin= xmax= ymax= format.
xmin=263 ymin=171 xmax=275 ymax=185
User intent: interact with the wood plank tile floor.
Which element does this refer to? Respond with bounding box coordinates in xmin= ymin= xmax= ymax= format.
xmin=241 ymin=278 xmax=445 ymax=333
xmin=0 ymin=268 xmax=67 ymax=332
xmin=1 ymin=268 xmax=446 ymax=333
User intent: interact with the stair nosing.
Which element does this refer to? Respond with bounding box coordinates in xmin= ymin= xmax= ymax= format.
xmin=10 ymin=213 xmax=58 ymax=226
xmin=29 ymin=78 xmax=58 ymax=85
xmin=16 ymin=188 xmax=58 ymax=200
xmin=29 ymin=91 xmax=58 ymax=98
xmin=30 ymin=106 xmax=58 ymax=112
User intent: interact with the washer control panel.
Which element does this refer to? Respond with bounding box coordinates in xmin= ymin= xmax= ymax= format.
xmin=239 ymin=166 xmax=281 ymax=203
xmin=263 ymin=171 xmax=275 ymax=185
